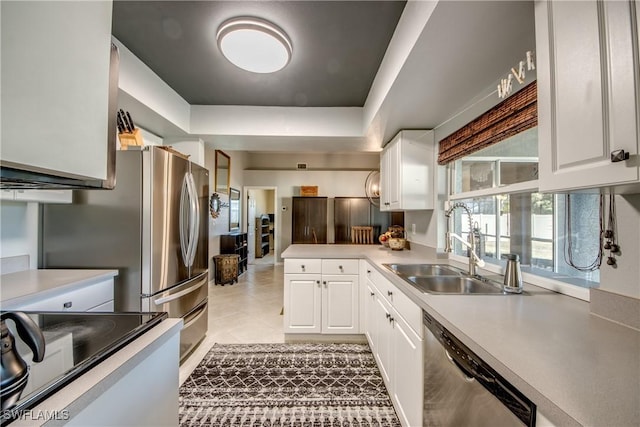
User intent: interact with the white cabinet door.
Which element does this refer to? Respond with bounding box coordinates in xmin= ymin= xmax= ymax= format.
xmin=374 ymin=294 xmax=393 ymax=386
xmin=1 ymin=1 xmax=113 ymax=181
xmin=364 ymin=282 xmax=378 ymax=351
xmin=392 ymin=315 xmax=424 ymax=427
xmin=381 ymin=137 xmax=401 ymax=211
xmin=536 ymin=0 xmax=639 ymax=192
xmin=321 ymin=274 xmax=359 ymax=334
xmin=284 ymin=273 xmax=322 ymax=333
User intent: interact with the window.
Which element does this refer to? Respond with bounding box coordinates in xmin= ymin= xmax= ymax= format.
xmin=448 ymin=128 xmax=601 ymax=288
xmin=451 ymin=193 xmax=600 ymax=286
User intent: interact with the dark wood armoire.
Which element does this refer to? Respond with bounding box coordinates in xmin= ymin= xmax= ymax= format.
xmin=292 ymin=197 xmax=328 ymax=244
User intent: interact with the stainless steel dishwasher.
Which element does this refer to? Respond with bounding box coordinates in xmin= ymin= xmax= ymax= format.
xmin=423 ymin=311 xmax=536 ymax=426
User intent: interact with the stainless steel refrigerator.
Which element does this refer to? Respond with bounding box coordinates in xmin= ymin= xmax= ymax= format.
xmin=40 ymin=146 xmax=209 ymax=360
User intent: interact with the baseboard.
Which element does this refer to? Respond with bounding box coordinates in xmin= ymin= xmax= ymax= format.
xmin=284 ymin=333 xmax=367 ymax=344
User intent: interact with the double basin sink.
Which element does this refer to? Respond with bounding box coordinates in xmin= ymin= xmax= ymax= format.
xmin=383 ymin=263 xmax=510 ymax=295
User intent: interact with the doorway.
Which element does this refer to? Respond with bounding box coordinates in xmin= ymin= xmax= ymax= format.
xmin=245 ymin=187 xmax=277 ymax=266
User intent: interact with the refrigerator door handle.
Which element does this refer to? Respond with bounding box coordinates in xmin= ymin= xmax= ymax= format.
xmin=179 ymin=174 xmax=190 ymax=266
xmin=186 ymin=172 xmax=200 ymax=268
xmin=153 ymin=275 xmax=207 ymax=306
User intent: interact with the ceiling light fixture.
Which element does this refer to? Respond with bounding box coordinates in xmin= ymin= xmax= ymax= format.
xmin=216 ymin=17 xmax=292 ymax=74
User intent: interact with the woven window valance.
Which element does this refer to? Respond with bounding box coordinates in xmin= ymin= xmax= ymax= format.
xmin=438 ymin=81 xmax=537 ymax=165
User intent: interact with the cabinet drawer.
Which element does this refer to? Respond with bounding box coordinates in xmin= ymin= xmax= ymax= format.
xmin=391 ymin=290 xmax=423 ymax=338
xmin=284 ymin=259 xmax=321 ymax=274
xmin=364 ymin=263 xmax=386 ymax=290
xmin=16 ymin=279 xmax=114 ymax=312
xmin=322 ymin=259 xmax=359 ymax=275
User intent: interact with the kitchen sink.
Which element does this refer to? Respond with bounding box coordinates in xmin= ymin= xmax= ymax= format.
xmin=383 ymin=263 xmax=463 ymax=277
xmin=407 ymin=275 xmax=505 ymax=294
xmin=383 ymin=263 xmax=508 ymax=295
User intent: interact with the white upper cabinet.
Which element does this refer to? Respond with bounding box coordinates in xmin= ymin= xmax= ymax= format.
xmin=380 ymin=130 xmax=435 ymax=211
xmin=535 ymin=0 xmax=639 ymax=192
xmin=1 ymin=1 xmax=114 ymax=181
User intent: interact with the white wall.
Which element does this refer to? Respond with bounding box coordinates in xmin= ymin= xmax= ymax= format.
xmin=598 ymin=194 xmax=640 ymax=299
xmin=403 ymin=165 xmax=447 ymax=249
xmin=246 ymin=151 xmax=379 ymax=170
xmin=204 ymin=149 xmax=248 ymax=265
xmin=0 ymin=202 xmax=39 ymax=270
xmin=244 ymin=170 xmax=371 ymax=261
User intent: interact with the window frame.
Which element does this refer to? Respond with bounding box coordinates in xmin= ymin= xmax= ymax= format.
xmin=445 ymin=166 xmax=592 ymax=302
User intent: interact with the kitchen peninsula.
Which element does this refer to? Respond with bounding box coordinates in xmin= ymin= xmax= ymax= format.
xmin=0 ymin=270 xmax=182 ymax=426
xmin=282 ymin=244 xmax=640 ymax=427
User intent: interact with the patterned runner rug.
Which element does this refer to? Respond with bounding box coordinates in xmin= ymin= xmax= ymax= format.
xmin=179 ymin=343 xmax=401 ymax=426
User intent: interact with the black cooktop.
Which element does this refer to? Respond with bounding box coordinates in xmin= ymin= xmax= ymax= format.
xmin=1 ymin=311 xmax=166 ymax=424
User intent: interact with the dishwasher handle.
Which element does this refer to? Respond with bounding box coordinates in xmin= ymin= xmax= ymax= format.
xmin=444 ymin=349 xmax=475 ymax=383
xmin=441 ymin=330 xmax=497 ymax=386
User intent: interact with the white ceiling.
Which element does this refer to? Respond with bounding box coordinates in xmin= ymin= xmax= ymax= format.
xmin=114 ymin=1 xmax=535 ymax=153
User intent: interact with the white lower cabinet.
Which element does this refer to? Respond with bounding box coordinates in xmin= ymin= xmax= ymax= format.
xmin=3 ymin=278 xmax=114 ymax=312
xmin=284 ymin=258 xmax=359 ymax=334
xmin=0 ymin=189 xmax=72 ymax=203
xmin=59 ymin=320 xmax=181 ymax=427
xmin=392 ymin=314 xmax=424 ymax=427
xmin=362 ymin=261 xmax=424 ymax=427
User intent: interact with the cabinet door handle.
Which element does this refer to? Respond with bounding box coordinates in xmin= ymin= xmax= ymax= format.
xmin=323 ymin=281 xmax=327 ymax=286
xmin=389 ymin=316 xmax=394 ymax=324
xmin=387 ymin=291 xmax=393 ymax=297
xmin=611 ymin=149 xmax=630 ymax=162
xmin=385 ymin=313 xmax=391 ymax=319
xmin=338 ymin=265 xmax=343 ymax=270
xmin=316 ymin=280 xmax=320 ymax=285
xmin=301 ymin=265 xmax=305 ymax=272
xmin=370 ymin=292 xmax=375 ymax=296
xmin=63 ymin=301 xmax=72 ymax=309
xmin=367 ymin=270 xmax=371 ymax=274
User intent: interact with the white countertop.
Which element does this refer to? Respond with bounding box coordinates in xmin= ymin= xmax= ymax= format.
xmin=0 ymin=269 xmax=118 ymax=307
xmin=282 ymin=244 xmax=640 ymax=427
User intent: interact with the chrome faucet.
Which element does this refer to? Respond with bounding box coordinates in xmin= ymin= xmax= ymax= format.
xmin=444 ymin=202 xmax=485 ymax=276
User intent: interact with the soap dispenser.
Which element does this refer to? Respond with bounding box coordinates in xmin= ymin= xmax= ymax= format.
xmin=502 ymin=253 xmax=523 ymax=293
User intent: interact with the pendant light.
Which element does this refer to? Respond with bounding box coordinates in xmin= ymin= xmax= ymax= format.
xmin=217 ymin=17 xmax=292 ymax=74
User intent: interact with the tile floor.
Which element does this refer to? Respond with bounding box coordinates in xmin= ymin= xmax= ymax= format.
xmin=179 ymin=263 xmax=285 ymax=384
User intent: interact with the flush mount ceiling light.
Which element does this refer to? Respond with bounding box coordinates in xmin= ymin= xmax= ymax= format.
xmin=216 ymin=17 xmax=292 ymax=73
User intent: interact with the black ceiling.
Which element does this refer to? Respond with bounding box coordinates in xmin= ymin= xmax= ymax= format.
xmin=112 ymin=1 xmax=406 ymax=107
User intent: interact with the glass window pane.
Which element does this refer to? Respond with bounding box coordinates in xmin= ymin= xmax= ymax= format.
xmin=449 ymin=192 xmax=600 ymax=287
xmin=500 ymin=161 xmax=538 ymax=185
xmin=450 ymin=127 xmax=538 ymax=195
